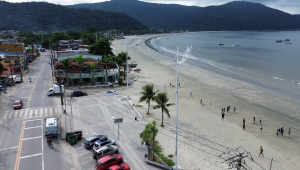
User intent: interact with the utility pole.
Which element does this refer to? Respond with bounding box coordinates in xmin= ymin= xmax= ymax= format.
xmin=16 ymin=51 xmax=23 ymax=82
xmin=9 ymin=60 xmax=14 ymax=86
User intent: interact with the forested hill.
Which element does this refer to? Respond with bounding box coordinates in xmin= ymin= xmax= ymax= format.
xmin=68 ymin=0 xmax=300 ymax=30
xmin=0 ymin=1 xmax=148 ymax=31
xmin=68 ymin=0 xmax=199 ymax=29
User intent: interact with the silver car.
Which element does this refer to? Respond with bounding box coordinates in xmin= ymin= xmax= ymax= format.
xmin=93 ymin=137 xmax=116 ymax=152
xmin=104 ymin=90 xmax=118 ymax=95
xmin=92 ymin=145 xmax=119 ymax=160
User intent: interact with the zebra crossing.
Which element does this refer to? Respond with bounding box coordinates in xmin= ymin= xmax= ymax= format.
xmin=2 ymin=106 xmax=59 ymax=120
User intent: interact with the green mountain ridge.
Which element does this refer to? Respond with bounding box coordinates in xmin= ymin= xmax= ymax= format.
xmin=0 ymin=1 xmax=148 ymax=31
xmin=69 ymin=0 xmax=300 ymax=30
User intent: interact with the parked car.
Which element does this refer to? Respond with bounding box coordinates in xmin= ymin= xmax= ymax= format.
xmin=108 ymin=163 xmax=131 ymax=170
xmin=15 ymin=77 xmax=22 ymax=83
xmin=104 ymin=90 xmax=118 ymax=95
xmin=95 ymin=154 xmax=123 ymax=170
xmin=72 ymin=91 xmax=87 ymax=97
xmin=93 ymin=137 xmax=116 ymax=152
xmin=93 ymin=145 xmax=119 ymax=160
xmin=13 ymin=100 xmax=23 ymax=109
xmin=84 ymin=135 xmax=108 ymax=149
xmin=133 ymin=67 xmax=141 ymax=71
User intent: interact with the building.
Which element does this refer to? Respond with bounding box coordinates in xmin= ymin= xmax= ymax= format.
xmin=54 ymin=54 xmax=119 ymax=86
xmin=0 ymin=43 xmax=25 ymax=53
xmin=0 ymin=52 xmax=25 ymax=80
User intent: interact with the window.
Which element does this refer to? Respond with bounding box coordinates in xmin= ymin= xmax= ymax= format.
xmin=5 ymin=61 xmax=10 ymax=63
xmin=14 ymin=45 xmax=18 ymax=48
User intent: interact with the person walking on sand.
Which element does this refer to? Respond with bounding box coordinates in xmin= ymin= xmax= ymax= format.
xmin=259 ymin=118 xmax=262 ymax=124
xmin=170 ymin=83 xmax=171 ymax=87
xmin=200 ymin=99 xmax=202 ymax=104
xmin=135 ymin=116 xmax=138 ymax=122
xmin=281 ymin=127 xmax=284 ymax=136
xmin=253 ymin=117 xmax=255 ymax=124
xmin=190 ymin=92 xmax=192 ymax=97
xmin=243 ymin=118 xmax=245 ymax=130
xmin=233 ymin=106 xmax=236 ymax=112
xmin=179 ymin=83 xmax=180 ymax=87
xmin=164 ymin=85 xmax=166 ymax=90
xmin=288 ymin=127 xmax=291 ymax=135
xmin=259 ymin=146 xmax=264 ymax=157
xmin=260 ymin=124 xmax=263 ymax=131
xmin=276 ymin=129 xmax=279 ymax=137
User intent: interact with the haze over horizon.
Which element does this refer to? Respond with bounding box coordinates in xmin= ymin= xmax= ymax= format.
xmin=2 ymin=0 xmax=300 ymax=15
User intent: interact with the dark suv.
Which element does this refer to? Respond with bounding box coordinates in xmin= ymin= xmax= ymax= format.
xmin=72 ymin=91 xmax=87 ymax=97
xmin=84 ymin=135 xmax=108 ymax=149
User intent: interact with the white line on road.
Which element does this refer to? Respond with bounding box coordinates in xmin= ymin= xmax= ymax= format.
xmin=24 ymin=109 xmax=28 ymax=117
xmin=24 ymin=126 xmax=42 ymax=130
xmin=30 ymin=110 xmax=33 ymax=117
xmin=23 ymin=136 xmax=42 ymax=140
xmin=0 ymin=124 xmax=7 ymax=146
xmin=50 ymin=108 xmax=53 ymax=114
xmin=19 ymin=110 xmax=24 ymax=117
xmin=40 ymin=108 xmax=43 ymax=117
xmin=14 ymin=110 xmax=19 ymax=118
xmin=45 ymin=108 xmax=47 ymax=116
xmin=35 ymin=109 xmax=38 ymax=117
xmin=55 ymin=107 xmax=58 ymax=113
xmin=82 ymin=159 xmax=94 ymax=165
xmin=24 ymin=119 xmax=42 ymax=122
xmin=3 ymin=112 xmax=8 ymax=120
xmin=20 ymin=153 xmax=42 ymax=159
xmin=0 ymin=146 xmax=18 ymax=152
xmin=8 ymin=111 xmax=13 ymax=119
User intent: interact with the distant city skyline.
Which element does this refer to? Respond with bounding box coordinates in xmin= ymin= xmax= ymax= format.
xmin=3 ymin=0 xmax=300 ymax=14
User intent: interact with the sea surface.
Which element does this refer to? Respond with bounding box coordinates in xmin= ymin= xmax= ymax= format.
xmin=145 ymin=31 xmax=300 ymax=100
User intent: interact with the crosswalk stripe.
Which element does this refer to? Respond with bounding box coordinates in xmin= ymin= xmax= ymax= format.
xmin=45 ymin=108 xmax=48 ymax=116
xmin=8 ymin=111 xmax=13 ymax=119
xmin=30 ymin=110 xmax=33 ymax=117
xmin=50 ymin=108 xmax=53 ymax=114
xmin=40 ymin=108 xmax=43 ymax=117
xmin=35 ymin=109 xmax=38 ymax=117
xmin=14 ymin=110 xmax=19 ymax=118
xmin=3 ymin=112 xmax=8 ymax=120
xmin=55 ymin=107 xmax=58 ymax=113
xmin=19 ymin=110 xmax=24 ymax=117
xmin=24 ymin=109 xmax=28 ymax=117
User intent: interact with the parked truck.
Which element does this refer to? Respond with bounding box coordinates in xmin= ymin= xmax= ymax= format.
xmin=46 ymin=84 xmax=65 ymax=96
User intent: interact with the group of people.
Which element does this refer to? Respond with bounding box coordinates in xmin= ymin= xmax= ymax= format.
xmin=276 ymin=127 xmax=290 ymax=136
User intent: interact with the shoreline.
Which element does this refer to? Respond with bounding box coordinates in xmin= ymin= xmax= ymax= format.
xmin=112 ymin=34 xmax=300 ymax=169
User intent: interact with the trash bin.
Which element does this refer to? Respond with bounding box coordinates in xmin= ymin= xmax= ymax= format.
xmin=73 ymin=131 xmax=82 ymax=140
xmin=68 ymin=135 xmax=78 ymax=145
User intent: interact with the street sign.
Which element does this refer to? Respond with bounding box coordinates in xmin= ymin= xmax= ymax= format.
xmin=113 ymin=118 xmax=123 ymax=124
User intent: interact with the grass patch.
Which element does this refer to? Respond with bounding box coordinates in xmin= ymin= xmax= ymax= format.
xmin=135 ymin=104 xmax=143 ymax=108
xmin=152 ymin=141 xmax=175 ymax=167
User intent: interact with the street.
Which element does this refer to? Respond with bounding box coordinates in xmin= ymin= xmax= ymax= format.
xmin=0 ymin=50 xmax=159 ymax=170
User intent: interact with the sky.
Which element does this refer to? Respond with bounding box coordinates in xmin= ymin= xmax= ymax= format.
xmin=3 ymin=0 xmax=300 ymax=14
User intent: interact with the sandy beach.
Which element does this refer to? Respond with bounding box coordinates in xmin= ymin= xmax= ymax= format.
xmin=112 ymin=34 xmax=300 ymax=170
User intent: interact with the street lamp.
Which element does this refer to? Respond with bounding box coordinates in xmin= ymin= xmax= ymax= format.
xmin=16 ymin=51 xmax=23 ymax=82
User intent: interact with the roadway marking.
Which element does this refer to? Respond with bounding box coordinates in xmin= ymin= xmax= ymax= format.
xmin=0 ymin=124 xmax=8 ymax=145
xmin=50 ymin=108 xmax=53 ymax=114
xmin=0 ymin=146 xmax=18 ymax=152
xmin=14 ymin=121 xmax=26 ymax=170
xmin=3 ymin=112 xmax=8 ymax=120
xmin=23 ymin=136 xmax=42 ymax=140
xmin=35 ymin=109 xmax=38 ymax=117
xmin=20 ymin=153 xmax=42 ymax=159
xmin=30 ymin=110 xmax=33 ymax=118
xmin=9 ymin=111 xmax=13 ymax=119
xmin=24 ymin=109 xmax=28 ymax=117
xmin=14 ymin=110 xmax=19 ymax=118
xmin=24 ymin=126 xmax=42 ymax=130
xmin=40 ymin=108 xmax=43 ymax=117
xmin=19 ymin=110 xmax=23 ymax=117
xmin=55 ymin=107 xmax=58 ymax=113
xmin=24 ymin=119 xmax=42 ymax=122
xmin=45 ymin=108 xmax=47 ymax=116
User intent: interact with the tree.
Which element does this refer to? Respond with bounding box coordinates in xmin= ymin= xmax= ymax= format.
xmin=100 ymin=55 xmax=112 ymax=84
xmin=87 ymin=63 xmax=97 ymax=85
xmin=140 ymin=121 xmax=158 ymax=161
xmin=74 ymin=54 xmax=89 ymax=85
xmin=0 ymin=63 xmax=4 ymax=75
xmin=152 ymin=92 xmax=175 ymax=126
xmin=59 ymin=58 xmax=71 ymax=85
xmin=89 ymin=38 xmax=113 ymax=56
xmin=139 ymin=84 xmax=158 ymax=114
xmin=117 ymin=51 xmax=131 ymax=80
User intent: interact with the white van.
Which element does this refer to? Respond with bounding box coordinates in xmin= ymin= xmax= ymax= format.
xmin=45 ymin=118 xmax=59 ymax=137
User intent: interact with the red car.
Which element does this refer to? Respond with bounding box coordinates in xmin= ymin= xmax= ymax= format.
xmin=13 ymin=100 xmax=23 ymax=109
xmin=95 ymin=154 xmax=123 ymax=170
xmin=108 ymin=163 xmax=131 ymax=170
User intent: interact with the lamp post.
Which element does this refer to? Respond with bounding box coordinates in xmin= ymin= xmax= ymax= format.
xmin=16 ymin=51 xmax=23 ymax=82
xmin=126 ymin=36 xmax=129 ymax=98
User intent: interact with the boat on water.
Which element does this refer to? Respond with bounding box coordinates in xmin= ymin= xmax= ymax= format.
xmin=219 ymin=43 xmax=225 ymax=46
xmin=284 ymin=39 xmax=290 ymax=42
xmin=276 ymin=40 xmax=283 ymax=43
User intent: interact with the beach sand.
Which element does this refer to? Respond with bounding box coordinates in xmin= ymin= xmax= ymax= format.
xmin=112 ymin=35 xmax=300 ymax=170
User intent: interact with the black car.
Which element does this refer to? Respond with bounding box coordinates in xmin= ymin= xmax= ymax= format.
xmin=84 ymin=135 xmax=108 ymax=149
xmin=72 ymin=91 xmax=87 ymax=97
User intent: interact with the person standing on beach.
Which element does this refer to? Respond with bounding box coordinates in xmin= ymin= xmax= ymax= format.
xmin=164 ymin=85 xmax=166 ymax=90
xmin=259 ymin=118 xmax=262 ymax=124
xmin=276 ymin=129 xmax=279 ymax=137
xmin=179 ymin=83 xmax=180 ymax=87
xmin=243 ymin=118 xmax=245 ymax=130
xmin=259 ymin=146 xmax=264 ymax=157
xmin=288 ymin=127 xmax=291 ymax=135
xmin=200 ymin=99 xmax=202 ymax=104
xmin=170 ymin=83 xmax=171 ymax=87
xmin=281 ymin=127 xmax=284 ymax=136
xmin=190 ymin=92 xmax=192 ymax=97
xmin=260 ymin=124 xmax=263 ymax=131
xmin=233 ymin=106 xmax=236 ymax=112
xmin=221 ymin=110 xmax=225 ymax=121
xmin=253 ymin=117 xmax=255 ymax=124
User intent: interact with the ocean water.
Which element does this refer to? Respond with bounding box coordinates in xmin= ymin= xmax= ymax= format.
xmin=146 ymin=31 xmax=300 ymax=100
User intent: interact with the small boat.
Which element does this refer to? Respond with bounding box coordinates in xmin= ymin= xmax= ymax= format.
xmin=236 ymin=45 xmax=241 ymax=46
xmin=219 ymin=43 xmax=225 ymax=46
xmin=284 ymin=39 xmax=290 ymax=42
xmin=276 ymin=40 xmax=283 ymax=43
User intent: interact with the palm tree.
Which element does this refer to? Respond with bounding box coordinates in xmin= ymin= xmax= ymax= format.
xmin=87 ymin=63 xmax=96 ymax=85
xmin=139 ymin=84 xmax=158 ymax=114
xmin=59 ymin=58 xmax=71 ymax=85
xmin=152 ymin=92 xmax=175 ymax=126
xmin=74 ymin=54 xmax=89 ymax=85
xmin=113 ymin=53 xmax=124 ymax=81
xmin=140 ymin=121 xmax=158 ymax=160
xmin=118 ymin=51 xmax=131 ymax=80
xmin=100 ymin=55 xmax=112 ymax=84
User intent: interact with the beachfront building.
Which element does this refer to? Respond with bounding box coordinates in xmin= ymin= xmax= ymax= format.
xmin=0 ymin=52 xmax=25 ymax=81
xmin=53 ymin=54 xmax=119 ymax=86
